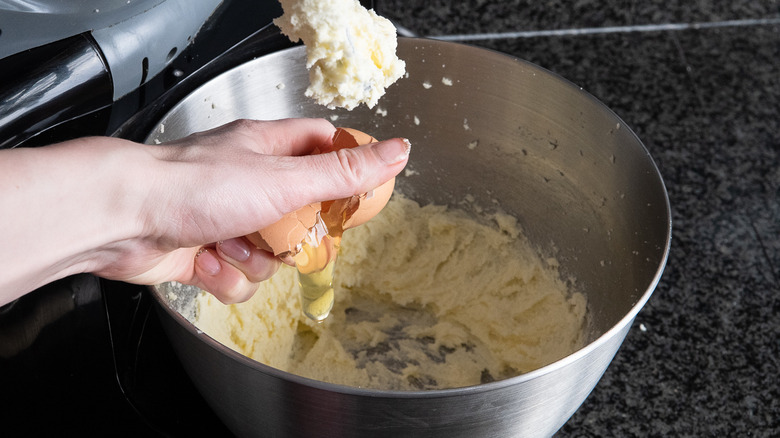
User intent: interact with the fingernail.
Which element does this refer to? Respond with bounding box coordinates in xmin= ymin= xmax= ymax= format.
xmin=195 ymin=249 xmax=222 ymax=276
xmin=373 ymin=138 xmax=411 ymax=164
xmin=218 ymin=238 xmax=251 ymax=262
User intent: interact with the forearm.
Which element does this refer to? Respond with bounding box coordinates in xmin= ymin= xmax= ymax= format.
xmin=0 ymin=138 xmax=151 ymax=303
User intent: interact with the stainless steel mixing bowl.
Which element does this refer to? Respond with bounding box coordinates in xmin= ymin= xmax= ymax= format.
xmin=147 ymin=38 xmax=671 ymax=437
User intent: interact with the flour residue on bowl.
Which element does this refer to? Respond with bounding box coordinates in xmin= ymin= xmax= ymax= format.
xmin=193 ymin=194 xmax=588 ymax=390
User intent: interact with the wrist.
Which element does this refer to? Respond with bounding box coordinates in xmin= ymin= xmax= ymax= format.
xmin=0 ymin=137 xmax=156 ymax=301
xmin=77 ymin=138 xmax=160 ymax=275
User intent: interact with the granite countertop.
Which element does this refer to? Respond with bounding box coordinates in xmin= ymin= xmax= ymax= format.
xmin=377 ymin=1 xmax=780 ymax=436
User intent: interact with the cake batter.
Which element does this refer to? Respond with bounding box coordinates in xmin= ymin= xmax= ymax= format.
xmin=194 ymin=194 xmax=588 ymax=390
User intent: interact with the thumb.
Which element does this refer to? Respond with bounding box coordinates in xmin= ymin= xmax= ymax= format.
xmin=293 ymin=137 xmax=411 ymax=204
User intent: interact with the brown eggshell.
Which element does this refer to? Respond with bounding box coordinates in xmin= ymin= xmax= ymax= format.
xmin=246 ymin=202 xmax=321 ymax=257
xmin=320 ymin=128 xmax=396 ymax=232
xmin=251 ymin=127 xmax=395 ymax=258
xmin=342 ymin=177 xmax=395 ymax=229
xmin=332 ymin=127 xmax=374 ymax=151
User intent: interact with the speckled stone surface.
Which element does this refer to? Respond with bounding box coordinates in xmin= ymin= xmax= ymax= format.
xmin=377 ymin=1 xmax=780 ymax=436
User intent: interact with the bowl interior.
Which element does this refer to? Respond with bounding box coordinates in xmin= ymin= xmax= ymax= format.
xmin=148 ymin=38 xmax=670 ymax=350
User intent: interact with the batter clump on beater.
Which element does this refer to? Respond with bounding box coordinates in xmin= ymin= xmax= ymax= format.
xmin=274 ymin=0 xmax=406 ymax=110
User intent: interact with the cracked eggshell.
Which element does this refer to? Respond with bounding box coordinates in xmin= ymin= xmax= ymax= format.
xmin=249 ymin=127 xmax=395 ymax=258
xmin=246 ymin=202 xmax=322 ymax=257
xmin=320 ymin=128 xmax=396 ymax=231
xmin=341 ymin=175 xmax=395 ymax=229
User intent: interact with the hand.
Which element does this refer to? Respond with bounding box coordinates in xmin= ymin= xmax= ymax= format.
xmin=0 ymin=118 xmax=410 ymax=305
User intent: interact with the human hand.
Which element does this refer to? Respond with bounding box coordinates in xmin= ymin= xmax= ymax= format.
xmin=0 ymin=118 xmax=409 ymax=305
xmin=109 ymin=118 xmax=410 ymax=303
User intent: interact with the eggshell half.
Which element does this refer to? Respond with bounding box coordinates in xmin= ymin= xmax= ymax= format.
xmin=342 ymin=176 xmax=395 ymax=229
